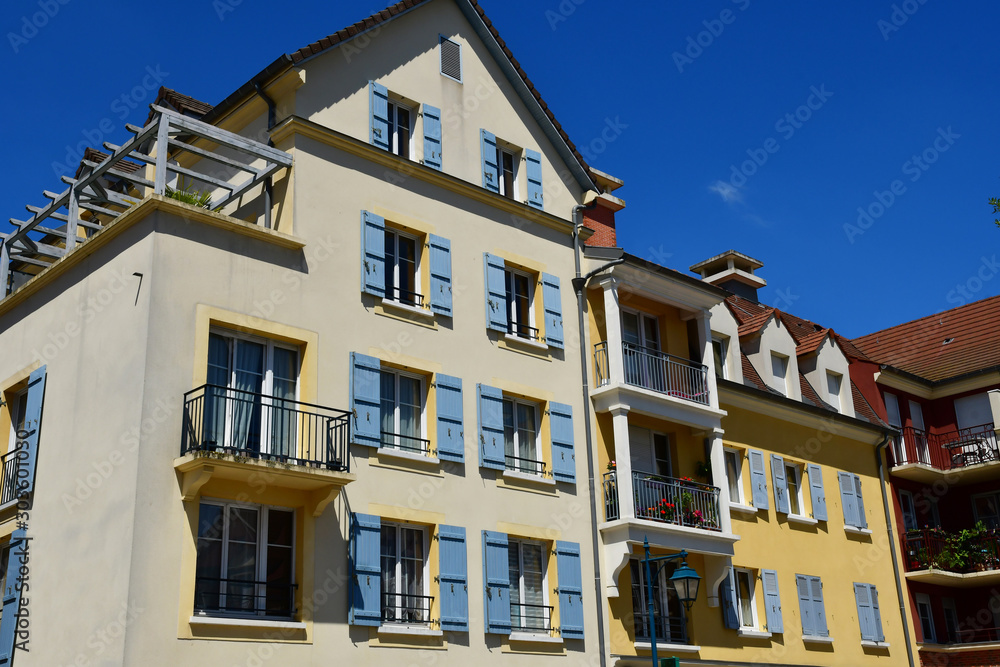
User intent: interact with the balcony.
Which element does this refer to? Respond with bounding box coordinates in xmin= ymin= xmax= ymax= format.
xmin=174 ymin=385 xmax=355 ymax=514
xmin=194 ymin=576 xmax=297 ymax=620
xmin=604 ymin=470 xmax=723 ymax=531
xmin=0 ymin=450 xmax=21 ymax=507
xmin=891 ymin=423 xmax=998 ymax=484
xmin=902 ymin=528 xmax=1000 ymax=586
xmin=634 ymin=612 xmax=689 ymax=646
xmin=382 ymin=593 xmax=434 ymax=626
xmin=595 ymin=341 xmax=710 ymax=405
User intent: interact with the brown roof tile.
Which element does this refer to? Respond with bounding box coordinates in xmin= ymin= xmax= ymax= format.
xmin=144 ymin=87 xmax=214 ymax=126
xmin=737 ymin=310 xmax=774 ymax=337
xmin=741 ymin=352 xmax=782 ymax=395
xmin=852 ymin=380 xmax=887 ymax=427
xmin=851 ymin=295 xmax=1000 ymax=383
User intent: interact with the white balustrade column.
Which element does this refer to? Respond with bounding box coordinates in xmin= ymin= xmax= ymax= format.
xmin=610 ymin=406 xmax=634 ymax=520
xmin=600 ymin=277 xmax=624 ymax=385
xmin=696 ymin=311 xmax=720 ymax=409
xmin=708 ymin=428 xmax=732 ymax=534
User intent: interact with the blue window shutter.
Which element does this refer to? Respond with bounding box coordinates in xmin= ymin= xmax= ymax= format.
xmin=541 ymin=273 xmax=564 ymax=349
xmin=870 ymin=584 xmax=885 ymax=642
xmin=811 ymin=576 xmax=828 ymax=637
xmin=762 ymin=569 xmax=783 ymax=633
xmin=481 ymin=130 xmax=500 ymax=193
xmin=721 ymin=572 xmax=739 ymax=629
xmin=423 ymin=104 xmax=443 ymax=170
xmin=483 ymin=253 xmax=508 ymax=332
xmin=807 ymin=463 xmax=827 ymax=521
xmin=0 ymin=530 xmax=26 ymax=663
xmin=748 ymin=449 xmax=769 ymax=510
xmin=439 ymin=525 xmax=469 ymax=632
xmin=18 ymin=365 xmax=46 ymax=496
xmin=549 ymin=402 xmax=575 ymax=484
xmin=369 ymin=81 xmax=390 ymax=151
xmin=482 ymin=531 xmax=511 ymax=634
xmin=477 ymin=384 xmax=505 ymax=470
xmin=555 ymin=541 xmax=584 ymax=639
xmin=350 ymin=352 xmax=382 ymax=448
xmin=854 ymin=582 xmax=875 ymax=641
xmin=428 ymin=234 xmax=453 ymax=317
xmin=853 ymin=474 xmax=868 ymax=529
xmin=838 ymin=471 xmax=858 ymax=528
xmin=436 ymin=374 xmax=464 ymax=463
xmin=349 ymin=513 xmax=382 ymax=626
xmin=771 ymin=454 xmax=789 ymax=514
xmin=796 ymin=574 xmax=815 ymax=636
xmin=525 ymin=148 xmax=544 ymax=209
xmin=361 ymin=210 xmax=386 ymax=297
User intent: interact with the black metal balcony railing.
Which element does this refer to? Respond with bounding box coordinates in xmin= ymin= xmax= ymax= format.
xmin=182 ymin=384 xmax=352 ymax=471
xmin=0 ymin=450 xmax=21 ymax=506
xmin=603 ymin=470 xmax=722 ymax=531
xmin=381 ymin=431 xmax=432 ymax=455
xmin=506 ymin=454 xmax=548 ymax=477
xmin=594 ymin=341 xmax=710 ymax=406
xmin=385 ymin=286 xmax=425 ymax=308
xmin=511 ymin=602 xmax=553 ymax=633
xmin=508 ymin=322 xmax=541 ymax=342
xmin=382 ymin=592 xmax=433 ymax=625
xmin=892 ymin=423 xmax=998 ymax=471
xmin=634 ymin=611 xmax=689 ymax=645
xmin=194 ymin=576 xmax=297 ymax=619
xmin=902 ymin=528 xmax=1000 ymax=574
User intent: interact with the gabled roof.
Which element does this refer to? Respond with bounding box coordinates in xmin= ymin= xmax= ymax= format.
xmin=737 ymin=310 xmax=775 ymax=338
xmin=725 ymin=295 xmax=777 ymax=337
xmin=144 ymin=87 xmax=214 ymax=126
xmin=851 ymin=295 xmax=1000 ymax=383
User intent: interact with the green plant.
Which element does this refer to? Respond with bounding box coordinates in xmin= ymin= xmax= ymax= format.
xmin=695 ymin=460 xmax=712 ymax=480
xmin=166 ymin=185 xmax=213 ymax=208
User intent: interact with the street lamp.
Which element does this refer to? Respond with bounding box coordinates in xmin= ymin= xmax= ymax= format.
xmin=642 ymin=537 xmax=701 ymax=667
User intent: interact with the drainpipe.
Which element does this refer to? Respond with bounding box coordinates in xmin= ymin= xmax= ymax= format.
xmin=876 ymin=428 xmax=915 ymax=667
xmin=571 ymin=193 xmax=621 ymax=667
xmin=253 ymin=81 xmax=276 ymax=230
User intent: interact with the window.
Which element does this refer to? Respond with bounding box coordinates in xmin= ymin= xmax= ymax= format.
xmin=898 ymin=490 xmax=918 ymax=531
xmin=629 ymin=426 xmax=672 ymax=478
xmin=734 ymin=568 xmax=758 ymax=629
xmin=770 ymin=353 xmax=789 ymax=395
xmin=622 ymin=310 xmax=662 ymax=390
xmin=928 ymin=496 xmax=941 ymax=529
xmin=439 ymin=36 xmax=462 ymax=82
xmin=5 ymin=389 xmax=27 ymax=453
xmin=504 ymin=268 xmax=536 ymax=340
xmin=725 ymin=449 xmax=743 ymax=503
xmin=915 ymin=593 xmax=936 ymax=643
xmin=386 ymin=100 xmax=412 ymax=158
xmin=712 ymin=338 xmax=728 ymax=379
xmin=630 ymin=559 xmax=687 ymax=644
xmin=942 ymin=598 xmax=959 ymax=643
xmin=796 ymin=574 xmax=828 ymax=638
xmin=195 ymin=501 xmax=295 ymax=619
xmin=826 ymin=372 xmax=842 ymax=411
xmin=380 ymin=522 xmax=430 ymax=625
xmin=497 ymin=146 xmax=517 ymax=199
xmin=384 ymin=228 xmax=421 ymax=306
xmin=885 ymin=392 xmax=903 ymax=462
xmin=508 ymin=539 xmax=549 ymax=633
xmin=380 ymin=369 xmax=428 ymax=455
xmin=503 ymin=397 xmax=541 ymax=474
xmin=838 ymin=472 xmax=868 ymax=530
xmin=785 ymin=463 xmax=803 ymax=516
xmin=973 ymin=492 xmax=1000 ymax=530
xmin=853 ymin=583 xmax=885 ymax=643
xmin=205 ymin=330 xmax=299 ymax=458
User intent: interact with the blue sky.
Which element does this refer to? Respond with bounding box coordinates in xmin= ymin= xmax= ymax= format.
xmin=2 ymin=0 xmax=998 ymax=337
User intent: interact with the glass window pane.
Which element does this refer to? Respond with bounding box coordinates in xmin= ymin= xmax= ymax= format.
xmin=228 ymin=507 xmax=259 ymax=543
xmin=267 ymin=509 xmax=294 ymax=547
xmin=396 ymin=107 xmax=410 ymax=157
xmin=208 ymin=334 xmax=230 ymax=386
xmin=725 ymin=452 xmax=740 ymax=499
xmin=503 ymin=399 xmax=516 ymax=461
xmin=642 ymin=315 xmax=659 ymax=350
xmin=737 ymin=571 xmax=753 ymax=626
xmin=198 ymin=504 xmax=224 ymax=539
xmin=622 ymin=312 xmax=640 ymax=345
xmin=380 ymin=371 xmax=396 ymax=439
xmin=787 ymin=466 xmax=800 ymax=515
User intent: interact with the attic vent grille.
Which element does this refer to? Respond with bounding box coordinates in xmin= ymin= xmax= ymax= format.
xmin=440 ymin=37 xmax=462 ymax=82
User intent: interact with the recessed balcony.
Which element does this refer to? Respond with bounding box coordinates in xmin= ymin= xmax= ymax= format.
xmin=902 ymin=528 xmax=1000 ymax=586
xmin=174 ymin=385 xmax=355 ymax=514
xmin=891 ymin=423 xmax=998 ymax=484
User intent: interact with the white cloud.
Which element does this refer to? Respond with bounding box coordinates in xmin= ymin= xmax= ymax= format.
xmin=708 ymin=180 xmax=743 ymax=204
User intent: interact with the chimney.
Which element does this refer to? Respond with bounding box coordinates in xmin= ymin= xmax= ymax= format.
xmin=690 ymin=250 xmax=766 ymax=302
xmin=583 ymin=168 xmax=625 ymax=248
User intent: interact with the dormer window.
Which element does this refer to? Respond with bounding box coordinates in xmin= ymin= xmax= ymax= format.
xmin=770 ymin=353 xmax=789 ymax=396
xmin=826 ymin=371 xmax=842 ymax=411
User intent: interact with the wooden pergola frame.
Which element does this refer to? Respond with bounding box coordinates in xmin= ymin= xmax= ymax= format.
xmin=2 ymin=105 xmax=292 ymax=299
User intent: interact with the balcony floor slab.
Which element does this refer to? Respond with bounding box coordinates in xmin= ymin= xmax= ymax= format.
xmin=591 ymin=384 xmax=725 ymax=430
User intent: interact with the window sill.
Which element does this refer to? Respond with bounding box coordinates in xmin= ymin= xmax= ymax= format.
xmin=503 ymin=333 xmax=549 ymax=352
xmin=502 ymin=470 xmax=556 ymax=486
xmin=729 ymin=503 xmax=757 ymax=516
xmin=861 ymin=640 xmax=890 ymax=648
xmin=633 ymin=641 xmax=700 ymax=652
xmin=379 ymin=447 xmax=439 ymax=465
xmin=378 ymin=624 xmax=443 ymax=637
xmin=189 ymin=615 xmax=305 ymax=631
xmin=738 ymin=628 xmax=772 ymax=639
xmin=786 ymin=514 xmax=819 ymax=526
xmin=381 ymin=298 xmax=434 ymax=320
xmin=844 ymin=525 xmax=873 ymax=536
xmin=802 ymin=635 xmax=835 ymax=644
xmin=509 ymin=632 xmax=562 ymax=644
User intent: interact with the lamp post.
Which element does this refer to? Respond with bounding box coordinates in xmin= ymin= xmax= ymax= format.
xmin=642 ymin=537 xmax=701 ymax=667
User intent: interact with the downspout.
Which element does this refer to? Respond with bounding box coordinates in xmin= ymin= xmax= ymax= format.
xmin=571 ymin=194 xmax=619 ymax=667
xmin=253 ymin=81 xmax=277 ymax=230
xmin=876 ymin=429 xmax=915 ymax=667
